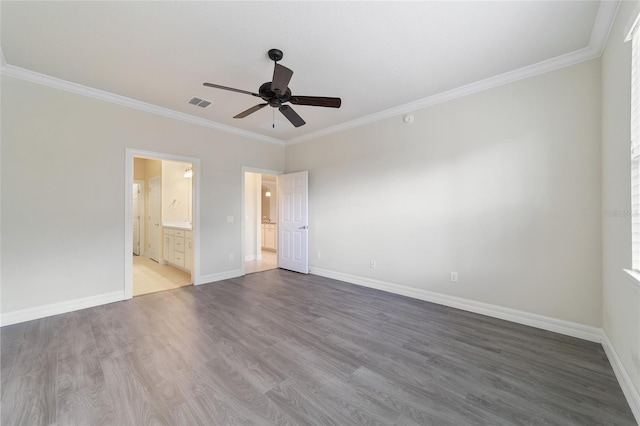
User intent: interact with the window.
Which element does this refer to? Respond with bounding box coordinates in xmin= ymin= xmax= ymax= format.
xmin=632 ymin=22 xmax=640 ymax=270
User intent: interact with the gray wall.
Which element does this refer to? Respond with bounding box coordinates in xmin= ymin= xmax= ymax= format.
xmin=1 ymin=76 xmax=284 ymax=315
xmin=286 ymin=59 xmax=602 ymax=326
xmin=601 ymin=0 xmax=640 ymax=404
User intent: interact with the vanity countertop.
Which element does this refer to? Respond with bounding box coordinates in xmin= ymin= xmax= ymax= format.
xmin=163 ymin=222 xmax=192 ymax=230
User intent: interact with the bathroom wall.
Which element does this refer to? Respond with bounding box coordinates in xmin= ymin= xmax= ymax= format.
xmin=143 ymin=159 xmax=161 ymax=255
xmin=133 ymin=157 xmax=163 ymax=256
xmin=245 ymin=172 xmax=261 ymax=261
xmin=133 ymin=157 xmax=146 ymax=180
xmin=261 ymin=176 xmax=277 ymax=222
xmin=161 ymin=160 xmax=192 ymax=224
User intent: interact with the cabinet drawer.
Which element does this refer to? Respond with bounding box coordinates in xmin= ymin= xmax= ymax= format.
xmin=175 ymin=230 xmax=185 ymax=238
xmin=164 ymin=228 xmax=175 ymax=236
xmin=173 ymin=253 xmax=185 ymax=267
xmin=175 ymin=237 xmax=185 ymax=253
xmin=185 ymin=230 xmax=192 ymax=239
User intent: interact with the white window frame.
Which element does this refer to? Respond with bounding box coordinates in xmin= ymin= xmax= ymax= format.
xmin=630 ymin=17 xmax=640 ymax=272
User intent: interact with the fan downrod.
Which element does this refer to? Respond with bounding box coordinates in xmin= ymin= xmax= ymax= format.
xmin=268 ymin=49 xmax=283 ymax=62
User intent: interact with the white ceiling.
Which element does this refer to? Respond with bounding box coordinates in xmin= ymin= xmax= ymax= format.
xmin=1 ymin=1 xmax=616 ymax=144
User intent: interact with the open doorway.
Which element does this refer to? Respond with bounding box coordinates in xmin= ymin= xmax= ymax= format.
xmin=244 ymin=172 xmax=279 ymax=274
xmin=131 ymin=156 xmax=194 ymax=296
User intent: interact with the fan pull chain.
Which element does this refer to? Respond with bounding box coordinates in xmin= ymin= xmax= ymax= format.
xmin=272 ymin=108 xmax=275 ymax=129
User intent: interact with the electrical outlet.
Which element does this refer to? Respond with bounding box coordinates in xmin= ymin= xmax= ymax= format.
xmin=450 ymin=272 xmax=458 ymax=282
xmin=228 ymin=253 xmax=234 ymax=261
xmin=316 ymin=252 xmax=321 ymax=260
xmin=370 ymin=259 xmax=376 ymax=269
xmin=227 ymin=215 xmax=234 ymax=223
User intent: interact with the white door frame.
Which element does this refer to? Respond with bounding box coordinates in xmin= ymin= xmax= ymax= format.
xmin=241 ymin=166 xmax=282 ymax=276
xmin=125 ymin=148 xmax=201 ymax=299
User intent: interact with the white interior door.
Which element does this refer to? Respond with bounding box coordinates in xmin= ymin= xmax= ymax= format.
xmin=132 ymin=182 xmax=142 ymax=255
xmin=278 ymin=171 xmax=308 ymax=274
xmin=149 ymin=176 xmax=161 ymax=262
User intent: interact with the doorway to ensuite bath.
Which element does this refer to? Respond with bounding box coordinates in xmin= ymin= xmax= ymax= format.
xmin=244 ymin=171 xmax=279 ymax=274
xmin=132 ymin=158 xmax=194 ymax=296
xmin=125 ymin=149 xmax=200 ymax=300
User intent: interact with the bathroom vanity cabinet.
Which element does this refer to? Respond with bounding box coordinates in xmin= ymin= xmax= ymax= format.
xmin=163 ymin=226 xmax=193 ymax=272
xmin=261 ymin=223 xmax=277 ymax=252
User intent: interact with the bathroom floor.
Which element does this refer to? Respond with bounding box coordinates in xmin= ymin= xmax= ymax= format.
xmin=133 ymin=255 xmax=192 ymax=296
xmin=245 ymin=250 xmax=278 ymax=274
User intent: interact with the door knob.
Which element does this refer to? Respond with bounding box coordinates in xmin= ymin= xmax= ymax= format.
xmin=298 ymin=225 xmax=309 ymax=230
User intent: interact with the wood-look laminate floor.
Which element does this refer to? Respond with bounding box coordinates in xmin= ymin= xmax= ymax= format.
xmin=1 ymin=269 xmax=635 ymax=425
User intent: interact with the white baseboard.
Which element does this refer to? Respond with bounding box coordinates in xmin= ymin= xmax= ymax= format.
xmin=602 ymin=332 xmax=640 ymax=424
xmin=245 ymin=254 xmax=257 ymax=261
xmin=309 ymin=267 xmax=602 ymax=343
xmin=1 ymin=269 xmax=243 ymax=326
xmin=197 ymin=269 xmax=243 ymax=285
xmin=1 ymin=291 xmax=124 ymax=327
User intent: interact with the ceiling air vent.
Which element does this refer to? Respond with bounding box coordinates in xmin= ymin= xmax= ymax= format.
xmin=187 ymin=97 xmax=211 ymax=108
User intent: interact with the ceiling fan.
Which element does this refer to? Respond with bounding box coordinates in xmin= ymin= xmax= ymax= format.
xmin=203 ymin=49 xmax=341 ymax=128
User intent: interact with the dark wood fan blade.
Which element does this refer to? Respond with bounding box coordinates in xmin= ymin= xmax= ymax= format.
xmin=290 ymin=96 xmax=341 ymax=108
xmin=234 ymin=103 xmax=268 ymax=119
xmin=271 ymin=64 xmax=293 ymax=95
xmin=203 ymin=83 xmax=260 ymax=97
xmin=279 ymin=105 xmax=306 ymax=127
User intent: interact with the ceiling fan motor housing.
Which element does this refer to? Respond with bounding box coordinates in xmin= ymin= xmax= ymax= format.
xmin=259 ymin=82 xmax=291 ymax=107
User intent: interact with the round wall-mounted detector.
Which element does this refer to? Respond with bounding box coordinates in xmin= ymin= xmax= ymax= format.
xmin=403 ymin=114 xmax=414 ymax=124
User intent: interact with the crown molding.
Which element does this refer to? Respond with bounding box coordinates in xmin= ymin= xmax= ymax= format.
xmin=0 ymin=64 xmax=285 ymax=147
xmin=285 ymin=1 xmax=620 ymax=146
xmin=285 ymin=46 xmax=601 ymax=145
xmin=1 ymin=1 xmax=619 ymax=149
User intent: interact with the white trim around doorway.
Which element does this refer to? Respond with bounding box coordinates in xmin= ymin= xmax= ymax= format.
xmin=125 ymin=148 xmax=201 ymax=299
